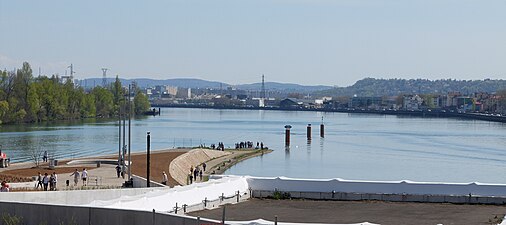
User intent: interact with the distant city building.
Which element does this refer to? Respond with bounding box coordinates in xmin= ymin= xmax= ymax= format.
xmin=403 ymin=95 xmax=423 ymax=110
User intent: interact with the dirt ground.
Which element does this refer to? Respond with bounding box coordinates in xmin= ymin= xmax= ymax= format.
xmin=189 ymin=198 xmax=506 ymax=225
xmin=129 ymin=151 xmax=185 ymax=187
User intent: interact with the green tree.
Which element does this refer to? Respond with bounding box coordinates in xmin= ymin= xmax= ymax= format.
xmin=0 ymin=100 xmax=9 ymax=124
xmin=92 ymin=86 xmax=114 ymax=117
xmin=134 ymin=90 xmax=150 ymax=115
xmin=81 ymin=92 xmax=96 ymax=118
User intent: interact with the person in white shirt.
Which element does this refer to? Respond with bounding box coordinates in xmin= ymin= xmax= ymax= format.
xmin=161 ymin=171 xmax=168 ymax=186
xmin=81 ymin=168 xmax=88 ymax=186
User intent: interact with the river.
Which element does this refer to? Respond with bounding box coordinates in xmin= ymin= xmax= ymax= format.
xmin=1 ymin=108 xmax=505 ymax=183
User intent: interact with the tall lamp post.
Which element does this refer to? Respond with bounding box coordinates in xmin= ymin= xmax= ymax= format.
xmin=146 ymin=131 xmax=151 ymax=187
xmin=128 ymin=84 xmax=132 ymax=181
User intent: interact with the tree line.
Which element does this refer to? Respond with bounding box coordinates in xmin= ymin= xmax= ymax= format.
xmin=0 ymin=62 xmax=150 ymax=124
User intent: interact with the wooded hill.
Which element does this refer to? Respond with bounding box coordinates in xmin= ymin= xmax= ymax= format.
xmin=315 ymin=78 xmax=506 ymax=97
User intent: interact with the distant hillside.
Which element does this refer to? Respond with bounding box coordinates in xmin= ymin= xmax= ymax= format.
xmin=78 ymin=78 xmax=227 ymax=89
xmin=77 ymin=78 xmax=331 ymax=93
xmin=315 ymin=78 xmax=506 ymax=97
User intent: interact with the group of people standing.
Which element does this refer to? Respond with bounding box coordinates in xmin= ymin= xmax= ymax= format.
xmin=35 ymin=172 xmax=58 ymax=191
xmin=210 ymin=142 xmax=225 ymax=150
xmin=235 ymin=141 xmax=264 ymax=150
xmin=188 ymin=163 xmax=206 ymax=184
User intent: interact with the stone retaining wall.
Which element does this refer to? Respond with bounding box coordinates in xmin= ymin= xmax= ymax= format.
xmin=169 ymin=149 xmax=229 ymax=185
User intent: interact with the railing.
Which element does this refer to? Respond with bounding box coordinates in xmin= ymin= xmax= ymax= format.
xmin=169 ymin=190 xmax=250 ymax=215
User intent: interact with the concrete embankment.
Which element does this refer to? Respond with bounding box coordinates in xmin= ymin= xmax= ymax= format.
xmin=169 ymin=149 xmax=230 ymax=185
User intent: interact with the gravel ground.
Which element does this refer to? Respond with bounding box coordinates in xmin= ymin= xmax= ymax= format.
xmin=189 ymin=198 xmax=506 ymax=225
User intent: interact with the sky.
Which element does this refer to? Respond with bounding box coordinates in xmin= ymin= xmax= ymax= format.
xmin=0 ymin=0 xmax=505 ymax=87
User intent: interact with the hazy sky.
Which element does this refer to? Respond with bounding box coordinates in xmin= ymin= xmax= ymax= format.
xmin=1 ymin=0 xmax=505 ymax=86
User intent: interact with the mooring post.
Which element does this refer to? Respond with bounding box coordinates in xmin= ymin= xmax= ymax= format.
xmin=320 ymin=116 xmax=324 ymax=138
xmin=285 ymin=125 xmax=292 ymax=146
xmin=307 ymin=124 xmax=312 ymax=140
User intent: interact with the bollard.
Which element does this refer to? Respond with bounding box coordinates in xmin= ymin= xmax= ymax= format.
xmin=307 ymin=124 xmax=312 ymax=140
xmin=204 ymin=197 xmax=207 ymax=207
xmin=197 ymin=216 xmax=200 ymax=225
xmin=275 ymin=215 xmax=278 ymax=225
xmin=221 ymin=205 xmax=226 ymax=225
xmin=175 ymin=202 xmax=178 ymax=214
xmin=183 ymin=204 xmax=187 ymax=213
xmin=237 ymin=191 xmax=240 ymax=202
xmin=221 ymin=193 xmax=224 ymax=201
xmin=284 ymin=125 xmax=292 ymax=146
xmin=152 ymin=209 xmax=155 ymax=225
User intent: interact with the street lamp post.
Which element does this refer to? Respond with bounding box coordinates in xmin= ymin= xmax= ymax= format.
xmin=128 ymin=84 xmax=132 ymax=180
xmin=146 ymin=131 xmax=151 ymax=187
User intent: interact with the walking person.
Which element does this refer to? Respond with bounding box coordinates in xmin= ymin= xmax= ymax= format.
xmin=188 ymin=172 xmax=193 ymax=185
xmin=70 ymin=169 xmax=80 ymax=186
xmin=81 ymin=168 xmax=88 ymax=186
xmin=193 ymin=168 xmax=198 ymax=182
xmin=49 ymin=173 xmax=55 ymax=191
xmin=42 ymin=173 xmax=49 ymax=191
xmin=43 ymin=150 xmax=48 ymax=162
xmin=202 ymin=163 xmax=206 ymax=172
xmin=161 ymin=171 xmax=168 ymax=186
xmin=36 ymin=172 xmax=43 ymax=189
xmin=115 ymin=165 xmax=121 ymax=178
xmin=52 ymin=172 xmax=58 ymax=191
xmin=199 ymin=170 xmax=203 ymax=181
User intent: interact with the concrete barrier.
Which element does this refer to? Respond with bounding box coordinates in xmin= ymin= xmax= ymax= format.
xmin=0 ymin=201 xmax=221 ymax=225
xmin=131 ymin=174 xmax=166 ymax=188
xmin=169 ymin=149 xmax=229 ymax=185
xmin=0 ymin=187 xmax=165 ymax=205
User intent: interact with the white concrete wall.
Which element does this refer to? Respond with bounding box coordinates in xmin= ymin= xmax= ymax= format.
xmin=131 ymin=174 xmax=166 ymax=188
xmin=243 ymin=176 xmax=506 ymax=197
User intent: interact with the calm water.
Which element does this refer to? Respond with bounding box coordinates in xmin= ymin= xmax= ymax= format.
xmin=1 ymin=108 xmax=505 ymax=183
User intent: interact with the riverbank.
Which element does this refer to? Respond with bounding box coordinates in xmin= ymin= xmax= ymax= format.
xmin=153 ymin=104 xmax=506 ymax=123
